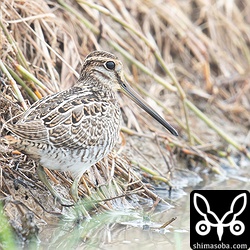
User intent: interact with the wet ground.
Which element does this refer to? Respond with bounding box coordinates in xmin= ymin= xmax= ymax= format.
xmin=37 ymin=157 xmax=249 ymax=250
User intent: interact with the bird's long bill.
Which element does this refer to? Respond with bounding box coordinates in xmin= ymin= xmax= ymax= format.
xmin=121 ymin=81 xmax=178 ymax=136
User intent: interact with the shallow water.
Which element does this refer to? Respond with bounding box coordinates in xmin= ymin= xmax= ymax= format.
xmin=39 ymin=159 xmax=250 ymax=250
xmin=103 ymin=182 xmax=249 ymax=249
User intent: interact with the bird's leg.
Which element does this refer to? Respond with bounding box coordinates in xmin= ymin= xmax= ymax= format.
xmin=70 ymin=176 xmax=91 ymax=219
xmin=70 ymin=177 xmax=80 ymax=202
xmin=36 ymin=165 xmax=70 ymax=205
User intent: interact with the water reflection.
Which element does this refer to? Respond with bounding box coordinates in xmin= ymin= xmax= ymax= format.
xmin=39 ymin=162 xmax=250 ymax=250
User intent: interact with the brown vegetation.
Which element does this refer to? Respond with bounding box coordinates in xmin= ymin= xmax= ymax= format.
xmin=0 ymin=0 xmax=250 ymax=242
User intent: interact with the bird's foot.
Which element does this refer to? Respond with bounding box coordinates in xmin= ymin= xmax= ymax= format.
xmin=36 ymin=165 xmax=73 ymax=206
xmin=70 ymin=178 xmax=91 ymax=219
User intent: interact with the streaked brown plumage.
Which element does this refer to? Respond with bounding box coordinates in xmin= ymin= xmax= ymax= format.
xmin=5 ymin=51 xmax=178 ymax=202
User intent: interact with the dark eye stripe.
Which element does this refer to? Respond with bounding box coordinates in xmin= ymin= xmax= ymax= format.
xmin=105 ymin=61 xmax=115 ymax=70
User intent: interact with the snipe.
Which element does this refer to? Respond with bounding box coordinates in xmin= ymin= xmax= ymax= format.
xmin=4 ymin=51 xmax=178 ymax=202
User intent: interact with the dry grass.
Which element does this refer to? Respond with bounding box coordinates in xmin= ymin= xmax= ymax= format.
xmin=0 ymin=0 xmax=250 ymax=243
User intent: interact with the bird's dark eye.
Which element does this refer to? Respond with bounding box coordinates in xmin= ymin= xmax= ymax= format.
xmin=105 ymin=61 xmax=115 ymax=70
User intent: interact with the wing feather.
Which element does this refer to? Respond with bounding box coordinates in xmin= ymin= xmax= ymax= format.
xmin=5 ymin=86 xmax=116 ymax=149
xmin=6 ymin=120 xmax=49 ymax=143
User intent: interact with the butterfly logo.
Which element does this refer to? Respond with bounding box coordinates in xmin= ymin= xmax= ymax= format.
xmin=193 ymin=193 xmax=247 ymax=241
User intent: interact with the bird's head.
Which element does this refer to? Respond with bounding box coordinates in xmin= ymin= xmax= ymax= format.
xmin=79 ymin=51 xmax=178 ymax=136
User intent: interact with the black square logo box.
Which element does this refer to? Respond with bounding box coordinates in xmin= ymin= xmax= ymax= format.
xmin=190 ymin=190 xmax=249 ymax=250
